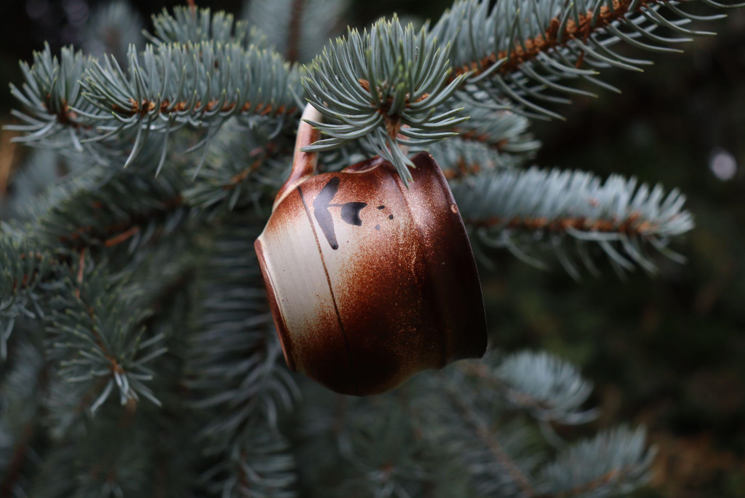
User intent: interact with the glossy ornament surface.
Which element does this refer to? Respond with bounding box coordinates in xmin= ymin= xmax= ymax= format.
xmin=255 ymin=105 xmax=487 ymax=395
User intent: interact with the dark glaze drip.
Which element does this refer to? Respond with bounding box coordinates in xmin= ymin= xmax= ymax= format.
xmin=312 ymin=177 xmax=368 ymax=250
xmin=313 ymin=177 xmax=340 ymax=250
xmin=341 ymin=202 xmax=367 ymax=226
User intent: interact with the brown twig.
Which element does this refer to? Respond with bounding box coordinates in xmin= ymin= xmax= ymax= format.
xmin=75 ymin=271 xmax=126 ymax=376
xmin=465 ymin=212 xmax=658 ymax=236
xmin=549 ymin=469 xmax=621 ymax=498
xmin=114 ymin=99 xmax=296 ymax=120
xmin=443 ymin=159 xmax=483 ymax=180
xmin=0 ymin=423 xmax=34 ymax=498
xmin=59 ymin=195 xmax=184 ymax=250
xmin=238 ymin=448 xmax=251 ymax=493
xmin=453 ymin=0 xmax=655 ymax=80
xmin=223 ymin=158 xmax=264 ymax=190
xmin=104 ymin=226 xmax=141 ymax=247
xmin=358 ymin=79 xmax=430 ymax=139
xmin=10 ymin=253 xmax=49 ymax=293
xmin=0 ymin=126 xmax=21 ymax=200
xmin=453 ymin=129 xmax=511 ymax=151
xmin=74 ymin=248 xmax=86 ymax=299
xmin=458 ymin=363 xmax=556 ymax=412
xmin=0 ymin=364 xmax=50 ymax=498
xmin=286 ymin=0 xmax=306 ymax=63
xmin=444 ymin=383 xmax=537 ymax=497
xmin=77 ymin=248 xmax=86 ymax=283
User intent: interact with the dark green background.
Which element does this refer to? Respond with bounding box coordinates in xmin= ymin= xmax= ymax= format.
xmin=1 ymin=1 xmax=744 ymax=496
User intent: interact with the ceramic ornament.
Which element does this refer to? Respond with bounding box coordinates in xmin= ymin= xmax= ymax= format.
xmin=255 ymin=105 xmax=488 ymax=396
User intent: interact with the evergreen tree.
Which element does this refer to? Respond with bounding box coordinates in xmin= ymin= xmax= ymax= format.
xmin=1 ymin=0 xmax=740 ymax=496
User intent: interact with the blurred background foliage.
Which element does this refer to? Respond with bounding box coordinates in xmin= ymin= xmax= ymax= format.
xmin=1 ymin=0 xmax=744 ymax=496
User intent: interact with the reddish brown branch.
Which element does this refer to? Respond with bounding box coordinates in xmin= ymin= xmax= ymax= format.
xmin=113 ymin=99 xmax=296 ymax=120
xmin=238 ymin=448 xmax=251 ymax=492
xmin=0 ymin=127 xmax=20 ymax=199
xmin=77 ymin=249 xmax=86 ymax=283
xmin=104 ymin=226 xmax=141 ymax=247
xmin=223 ymin=158 xmax=264 ymax=190
xmin=358 ymin=79 xmax=430 ymax=139
xmin=453 ymin=129 xmax=510 ymax=151
xmin=286 ymin=0 xmax=306 ymax=63
xmin=459 ymin=363 xmax=560 ymax=411
xmin=0 ymin=424 xmax=33 ymax=498
xmin=42 ymin=98 xmax=90 ymax=130
xmin=453 ymin=0 xmax=655 ymax=80
xmin=12 ymin=196 xmax=187 ymax=317
xmin=466 ymin=212 xmax=658 ymax=236
xmin=550 ymin=469 xmax=620 ymax=498
xmin=42 ymin=98 xmax=295 ymax=134
xmin=445 ymin=384 xmax=537 ymax=497
xmin=0 ymin=364 xmax=49 ymax=498
xmin=443 ymin=159 xmax=483 ymax=180
xmin=71 ymin=255 xmax=130 ymax=378
xmin=533 ymin=462 xmax=643 ymax=498
xmin=59 ymin=195 xmax=184 ymax=250
xmin=221 ymin=141 xmax=278 ymax=190
xmin=10 ymin=253 xmax=47 ymax=293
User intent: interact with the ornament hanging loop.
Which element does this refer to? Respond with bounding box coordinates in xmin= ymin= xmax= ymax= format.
xmin=273 ymin=104 xmax=323 ymax=212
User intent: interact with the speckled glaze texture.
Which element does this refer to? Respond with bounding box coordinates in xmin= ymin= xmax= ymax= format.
xmin=254 ymin=107 xmax=487 ymax=396
xmin=256 ymin=153 xmax=486 ymax=395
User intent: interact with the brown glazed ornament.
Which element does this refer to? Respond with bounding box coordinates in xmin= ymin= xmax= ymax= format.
xmin=254 ymin=105 xmax=487 ymax=396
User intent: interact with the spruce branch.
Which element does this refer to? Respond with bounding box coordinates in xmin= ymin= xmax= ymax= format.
xmin=450 ymin=103 xmax=541 ymax=155
xmin=451 ymin=167 xmax=693 ymax=276
xmin=432 ymin=376 xmax=544 ymax=498
xmin=8 ymin=34 xmax=301 ymax=173
xmin=429 ymin=102 xmax=540 ymax=177
xmin=462 ymin=352 xmax=598 ymax=425
xmin=7 ymin=44 xmax=98 ymax=150
xmin=83 ymin=0 xmax=144 ymax=63
xmin=30 ymin=166 xmax=189 ymax=255
xmin=340 ymin=406 xmax=431 ymax=497
xmin=183 ymin=121 xmax=291 ymax=217
xmin=0 ymin=421 xmax=34 ymax=497
xmin=302 ymin=16 xmax=470 ymax=184
xmin=244 ymin=0 xmax=348 ymax=63
xmin=2 ymin=149 xmax=84 ymax=221
xmin=0 ymin=342 xmax=47 ymax=496
xmin=203 ymin=430 xmax=298 ymax=498
xmin=0 ymin=236 xmax=53 ymax=359
xmin=31 ymin=418 xmax=154 ymax=497
xmin=44 ymin=376 xmax=108 ymax=442
xmin=146 ymin=6 xmax=267 ymax=48
xmin=537 ymin=427 xmax=655 ymax=497
xmin=497 ymin=353 xmax=597 ymax=425
xmin=27 ymin=445 xmax=78 ymax=497
xmin=189 ymin=221 xmax=298 ymax=454
xmin=82 ymin=42 xmax=301 ymax=169
xmin=416 ymin=360 xmax=653 ymax=498
xmin=430 ymin=138 xmax=524 ymax=180
xmin=45 ymin=259 xmax=167 ymax=412
xmin=42 ymin=246 xmax=196 ymax=444
xmin=287 ymin=0 xmax=307 ymax=63
xmin=290 ymin=383 xmax=357 ymax=489
xmin=432 ymin=0 xmax=741 ymax=118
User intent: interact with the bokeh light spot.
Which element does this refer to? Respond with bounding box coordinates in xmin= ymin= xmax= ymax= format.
xmin=709 ymin=147 xmax=738 ymax=181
